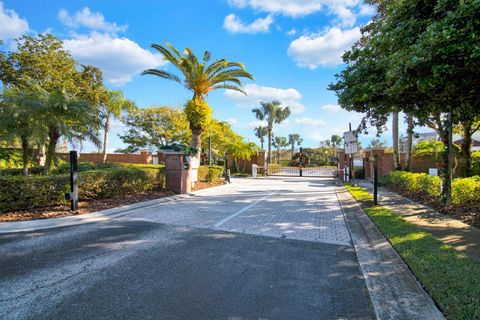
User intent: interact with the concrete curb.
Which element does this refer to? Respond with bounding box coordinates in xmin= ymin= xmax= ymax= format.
xmin=335 ymin=183 xmax=445 ymax=320
xmin=0 ymin=182 xmax=235 ymax=234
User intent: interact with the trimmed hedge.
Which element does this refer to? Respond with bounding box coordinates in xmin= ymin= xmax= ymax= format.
xmin=0 ymin=166 xmax=165 ymax=213
xmin=198 ymin=165 xmax=224 ymax=181
xmin=385 ymin=171 xmax=480 ymax=203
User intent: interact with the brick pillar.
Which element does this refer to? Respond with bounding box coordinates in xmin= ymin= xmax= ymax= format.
xmin=164 ymin=152 xmax=191 ymax=194
xmin=257 ymin=150 xmax=266 ymax=174
xmin=140 ymin=150 xmax=153 ymax=164
xmin=364 ymin=150 xmax=372 ymax=179
xmin=369 ymin=148 xmax=386 ymax=176
xmin=337 ymin=149 xmax=346 ymax=178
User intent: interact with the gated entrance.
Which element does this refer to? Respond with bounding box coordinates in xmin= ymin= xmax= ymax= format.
xmin=267 ymin=165 xmax=335 ymax=177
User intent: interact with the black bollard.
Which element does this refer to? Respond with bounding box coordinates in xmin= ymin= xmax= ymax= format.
xmin=65 ymin=150 xmax=78 ymax=211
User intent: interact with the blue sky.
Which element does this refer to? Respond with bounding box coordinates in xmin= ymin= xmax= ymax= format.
xmin=1 ymin=0 xmax=415 ymax=152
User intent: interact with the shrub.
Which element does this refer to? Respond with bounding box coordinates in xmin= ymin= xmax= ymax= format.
xmin=472 ymin=151 xmax=480 ymax=176
xmin=0 ymin=148 xmax=24 ymax=169
xmin=56 ymin=161 xmax=97 ymax=174
xmin=385 ymin=170 xmax=480 ymax=203
xmin=451 ymin=176 xmax=480 ymax=204
xmin=0 ymin=166 xmax=165 ymax=213
xmin=198 ymin=165 xmax=224 ymax=181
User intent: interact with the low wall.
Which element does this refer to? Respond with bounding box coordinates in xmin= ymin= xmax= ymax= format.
xmin=57 ymin=151 xmax=154 ymax=165
xmin=338 ymin=148 xmax=447 ymax=178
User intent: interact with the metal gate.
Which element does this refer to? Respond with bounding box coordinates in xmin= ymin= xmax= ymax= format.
xmin=267 ymin=165 xmax=335 ymax=177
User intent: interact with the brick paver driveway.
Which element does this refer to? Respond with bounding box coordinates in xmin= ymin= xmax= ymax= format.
xmin=0 ymin=177 xmax=375 ymax=320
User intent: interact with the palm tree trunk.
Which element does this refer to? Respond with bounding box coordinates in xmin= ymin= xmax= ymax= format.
xmin=190 ymin=126 xmax=203 ymax=157
xmin=405 ymin=114 xmax=414 ymax=171
xmin=392 ymin=112 xmax=401 ymax=170
xmin=462 ymin=121 xmax=473 ymax=177
xmin=267 ymin=128 xmax=272 ymax=165
xmin=291 ymin=143 xmax=295 ymax=159
xmin=21 ymin=136 xmax=30 ymax=176
xmin=277 ymin=146 xmax=280 ymax=164
xmin=102 ymin=114 xmax=110 ymax=163
xmin=44 ymin=127 xmax=60 ymax=175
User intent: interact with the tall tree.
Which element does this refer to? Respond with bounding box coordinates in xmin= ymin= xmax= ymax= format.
xmin=330 ymin=0 xmax=480 ymax=204
xmin=254 ymin=126 xmax=268 ymax=150
xmin=288 ymin=133 xmax=303 ymax=159
xmin=142 ymin=43 xmax=254 ymax=154
xmin=101 ymin=90 xmax=135 ymax=163
xmin=252 ymin=101 xmax=291 ymax=164
xmin=392 ymin=112 xmax=401 ymax=170
xmin=118 ymin=106 xmax=190 ymax=153
xmin=404 ymin=114 xmax=414 ymax=171
xmin=273 ymin=136 xmax=288 ymax=164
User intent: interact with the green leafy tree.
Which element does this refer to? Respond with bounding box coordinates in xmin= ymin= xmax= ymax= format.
xmin=254 ymin=126 xmax=268 ymax=150
xmin=101 ymin=90 xmax=135 ymax=163
xmin=413 ymin=140 xmax=444 ymax=160
xmin=330 ymin=0 xmax=480 ymax=204
xmin=368 ymin=138 xmax=387 ymax=148
xmin=142 ymin=42 xmax=254 ymax=154
xmin=252 ymin=101 xmax=291 ymax=164
xmin=288 ymin=134 xmax=303 ymax=159
xmin=118 ymin=106 xmax=190 ymax=153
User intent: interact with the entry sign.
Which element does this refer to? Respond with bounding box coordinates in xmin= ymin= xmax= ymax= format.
xmin=345 ymin=142 xmax=358 ymax=154
xmin=343 ymin=131 xmax=356 ymax=143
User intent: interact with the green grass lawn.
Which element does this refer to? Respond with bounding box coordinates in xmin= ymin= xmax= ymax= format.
xmin=344 ymin=184 xmax=480 ymax=320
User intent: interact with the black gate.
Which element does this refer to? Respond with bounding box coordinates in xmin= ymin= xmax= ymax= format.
xmin=267 ymin=165 xmax=335 ymax=177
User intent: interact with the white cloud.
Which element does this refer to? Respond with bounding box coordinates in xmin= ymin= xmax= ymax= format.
xmin=245 ymin=120 xmax=268 ymax=129
xmin=226 ymin=118 xmax=238 ymax=125
xmin=321 ymin=104 xmax=341 ymax=112
xmin=223 ymin=13 xmax=273 ymax=33
xmin=224 ymin=83 xmax=305 ymax=113
xmin=286 ymin=28 xmax=297 ymax=36
xmin=58 ymin=7 xmax=127 ymax=34
xmin=287 ymin=27 xmax=361 ymax=68
xmin=227 ymin=0 xmax=365 ymax=26
xmin=295 ymin=117 xmax=325 ymax=126
xmin=63 ymin=33 xmax=166 ymax=85
xmin=307 ymin=130 xmax=326 ymax=141
xmin=0 ymin=2 xmax=29 ymax=40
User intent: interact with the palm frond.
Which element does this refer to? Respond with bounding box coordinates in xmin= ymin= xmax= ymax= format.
xmin=141 ymin=69 xmax=181 ymax=83
xmin=211 ymin=84 xmax=246 ymax=95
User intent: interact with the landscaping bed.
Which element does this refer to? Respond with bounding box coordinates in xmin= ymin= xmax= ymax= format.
xmin=382 ymin=171 xmax=480 ymax=228
xmin=0 ymin=188 xmax=170 ymax=222
xmin=345 ymin=184 xmax=480 ymax=320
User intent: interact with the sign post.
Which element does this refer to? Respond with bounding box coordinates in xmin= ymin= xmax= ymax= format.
xmin=344 ymin=124 xmax=358 ymax=182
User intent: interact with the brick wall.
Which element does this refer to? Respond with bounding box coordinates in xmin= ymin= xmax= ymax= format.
xmin=57 ymin=151 xmax=155 ymax=165
xmin=338 ymin=148 xmax=447 ymax=178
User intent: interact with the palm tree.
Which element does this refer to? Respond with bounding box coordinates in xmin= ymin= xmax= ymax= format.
xmin=254 ymin=126 xmax=268 ymax=150
xmin=0 ymin=88 xmax=47 ymax=175
xmin=288 ymin=134 xmax=303 ymax=159
xmin=273 ymin=136 xmax=288 ymax=164
xmin=142 ymin=42 xmax=254 ymax=154
xmin=26 ymin=87 xmax=102 ymax=174
xmin=330 ymin=134 xmax=342 ymax=161
xmin=101 ymin=90 xmax=134 ymax=163
xmin=252 ymin=101 xmax=291 ymax=164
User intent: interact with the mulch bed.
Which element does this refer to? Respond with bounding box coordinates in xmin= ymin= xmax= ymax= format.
xmin=385 ymin=185 xmax=480 ymax=229
xmin=1 ymin=180 xmax=227 ymax=222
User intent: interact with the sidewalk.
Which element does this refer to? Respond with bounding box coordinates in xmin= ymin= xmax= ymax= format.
xmin=356 ymin=180 xmax=480 ymax=261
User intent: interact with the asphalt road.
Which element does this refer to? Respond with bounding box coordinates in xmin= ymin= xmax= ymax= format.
xmin=0 ymin=178 xmax=375 ymax=320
